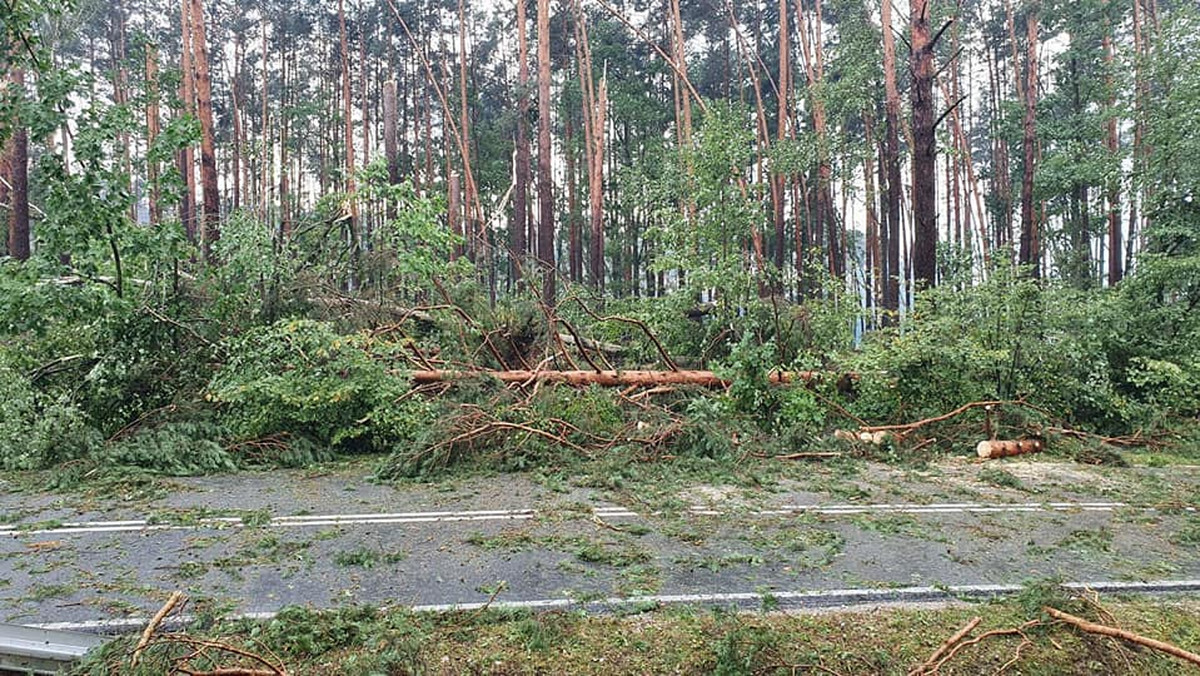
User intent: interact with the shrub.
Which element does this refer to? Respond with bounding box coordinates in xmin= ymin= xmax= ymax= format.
xmin=207 ymin=319 xmax=426 ymax=452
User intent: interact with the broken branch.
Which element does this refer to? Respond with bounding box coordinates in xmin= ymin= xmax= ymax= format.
xmin=1045 ymin=606 xmax=1200 ymax=667
xmin=132 ymin=590 xmax=186 ymax=666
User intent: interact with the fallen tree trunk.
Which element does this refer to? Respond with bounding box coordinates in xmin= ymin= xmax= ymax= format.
xmin=976 ymin=439 xmax=1043 ymax=459
xmin=409 ymin=369 xmax=829 ymax=387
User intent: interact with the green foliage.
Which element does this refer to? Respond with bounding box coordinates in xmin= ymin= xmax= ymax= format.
xmin=847 ymin=267 xmax=1126 ymax=430
xmin=102 ymin=422 xmax=236 ymax=476
xmin=207 ymin=319 xmax=427 ymax=452
xmin=0 ymin=362 xmax=102 ymax=470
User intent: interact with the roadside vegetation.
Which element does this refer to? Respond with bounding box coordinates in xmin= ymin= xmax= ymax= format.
xmin=73 ymin=588 xmax=1200 ymax=675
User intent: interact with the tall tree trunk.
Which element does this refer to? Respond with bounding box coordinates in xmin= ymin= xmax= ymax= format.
xmin=536 ymin=0 xmax=555 ymax=306
xmin=1129 ymin=0 xmax=1146 ymax=255
xmin=338 ymin=0 xmax=360 ymax=280
xmin=383 ymin=78 xmax=400 ymax=220
xmin=572 ymin=1 xmax=606 ymax=291
xmin=1017 ymin=6 xmax=1039 ymax=276
xmin=259 ymin=18 xmax=269 ymax=221
xmin=230 ymin=36 xmax=242 ymax=213
xmin=189 ymin=0 xmax=219 ymax=259
xmin=0 ymin=137 xmax=9 ymax=256
xmin=910 ymin=0 xmax=939 ymax=288
xmin=458 ymin=0 xmax=474 ymax=257
xmin=774 ymin=0 xmax=790 ymax=278
xmin=513 ymin=0 xmax=531 ymax=283
xmin=279 ymin=40 xmax=291 ymax=237
xmin=7 ymin=69 xmax=29 ymax=261
xmin=796 ymin=0 xmax=838 ymax=279
xmin=566 ymin=115 xmax=581 ymax=282
xmin=449 ymin=171 xmax=462 ymax=260
xmin=179 ymin=0 xmax=196 ymax=241
xmin=1103 ymin=27 xmax=1121 ymax=284
xmin=146 ymin=43 xmax=162 ymax=224
xmin=881 ymin=0 xmax=901 ymax=314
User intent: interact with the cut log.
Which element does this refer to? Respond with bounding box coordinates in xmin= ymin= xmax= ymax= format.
xmin=976 ymin=439 xmax=1043 ymax=459
xmin=409 ymin=369 xmax=829 ymax=388
xmin=834 ymin=429 xmax=894 ymax=445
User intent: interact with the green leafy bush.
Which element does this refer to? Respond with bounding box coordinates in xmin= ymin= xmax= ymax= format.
xmin=207 ymin=319 xmax=426 ymax=452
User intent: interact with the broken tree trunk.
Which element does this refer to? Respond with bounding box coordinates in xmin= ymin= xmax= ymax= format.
xmin=409 ymin=369 xmax=831 ymax=388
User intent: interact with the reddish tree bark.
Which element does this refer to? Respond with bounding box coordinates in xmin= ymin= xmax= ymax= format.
xmin=881 ymin=0 xmax=902 ymax=313
xmin=536 ymin=0 xmax=556 ymax=306
xmin=178 ymin=0 xmax=196 ymax=240
xmin=910 ymin=0 xmax=939 ymax=287
xmin=512 ymin=0 xmax=530 ymax=282
xmin=7 ymin=69 xmax=29 ymax=261
xmin=1103 ymin=28 xmax=1121 ymax=284
xmin=1017 ymin=7 xmax=1039 ymax=276
xmin=189 ymin=0 xmax=220 ymax=258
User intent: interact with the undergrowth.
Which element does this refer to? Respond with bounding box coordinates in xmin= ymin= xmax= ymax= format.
xmin=72 ymin=588 xmax=1200 ymax=675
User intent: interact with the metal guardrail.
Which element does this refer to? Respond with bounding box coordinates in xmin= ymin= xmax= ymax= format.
xmin=0 ymin=623 xmax=109 ymax=675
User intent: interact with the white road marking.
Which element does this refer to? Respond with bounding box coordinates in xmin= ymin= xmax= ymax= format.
xmin=25 ymin=579 xmax=1200 ymax=633
xmin=1 ymin=501 xmax=1190 ymax=537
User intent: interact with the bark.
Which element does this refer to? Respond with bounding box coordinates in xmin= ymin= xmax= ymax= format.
xmin=410 ymin=369 xmax=828 ymax=387
xmin=338 ymin=0 xmax=360 ymax=276
xmin=279 ymin=40 xmax=291 ymax=237
xmin=565 ymin=115 xmax=581 ymax=282
xmin=458 ymin=0 xmax=475 ymax=257
xmin=0 ymin=137 xmax=9 ymax=255
xmin=1103 ymin=29 xmax=1122 ymax=284
xmin=572 ymin=1 xmax=606 ymax=291
xmin=146 ymin=42 xmax=163 ymax=220
xmin=881 ymin=0 xmax=902 ymax=313
xmin=383 ymin=78 xmax=400 ymax=221
xmin=513 ymin=0 xmax=530 ymax=281
xmin=670 ymin=0 xmax=692 ymax=147
xmin=976 ymin=439 xmax=1043 ymax=459
xmin=910 ymin=0 xmax=939 ymax=287
xmin=189 ymin=0 xmax=220 ymax=259
xmin=536 ymin=0 xmax=556 ymax=307
xmin=179 ymin=0 xmax=196 ymax=240
xmin=774 ymin=0 xmax=790 ymax=277
xmin=1017 ymin=6 xmax=1039 ymax=276
xmin=448 ymin=171 xmax=462 ymax=260
xmin=259 ymin=19 xmax=269 ymax=221
xmin=229 ymin=37 xmax=241 ymax=213
xmin=7 ymin=69 xmax=29 ymax=261
xmin=796 ymin=0 xmax=838 ymax=279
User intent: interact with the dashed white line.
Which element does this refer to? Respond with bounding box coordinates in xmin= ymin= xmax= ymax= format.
xmin=2 ymin=501 xmax=1189 ymax=537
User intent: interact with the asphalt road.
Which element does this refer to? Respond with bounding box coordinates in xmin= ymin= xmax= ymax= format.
xmin=2 ymin=459 xmax=1199 ymax=632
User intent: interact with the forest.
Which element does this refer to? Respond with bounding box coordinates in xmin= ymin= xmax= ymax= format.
xmin=0 ymin=0 xmax=1198 ymax=479
xmin=4 ymin=0 xmax=1200 ymax=672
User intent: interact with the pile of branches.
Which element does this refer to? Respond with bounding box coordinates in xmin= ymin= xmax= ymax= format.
xmin=103 ymin=592 xmax=290 ymax=676
xmin=909 ymin=590 xmax=1200 ymax=675
xmin=380 ymin=384 xmax=689 ymax=478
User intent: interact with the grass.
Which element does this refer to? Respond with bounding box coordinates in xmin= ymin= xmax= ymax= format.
xmin=332 ymin=547 xmax=408 ymax=568
xmin=1170 ymin=515 xmax=1200 ymax=547
xmin=977 ymin=467 xmax=1028 ymax=491
xmin=74 ymin=596 xmax=1200 ymax=675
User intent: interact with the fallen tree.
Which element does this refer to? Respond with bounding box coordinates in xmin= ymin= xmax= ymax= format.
xmin=408 ymin=369 xmax=834 ymax=387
